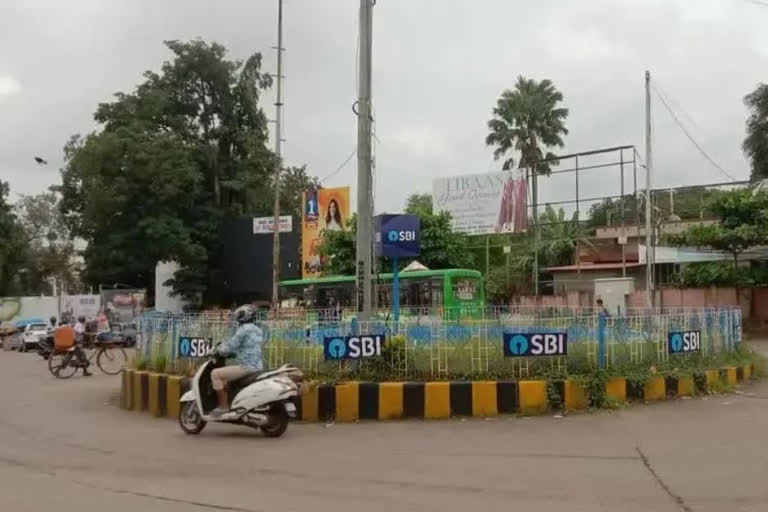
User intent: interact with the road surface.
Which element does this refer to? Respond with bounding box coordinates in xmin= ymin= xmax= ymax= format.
xmin=1 ymin=346 xmax=766 ymax=512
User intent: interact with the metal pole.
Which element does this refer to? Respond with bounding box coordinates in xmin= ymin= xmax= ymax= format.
xmin=485 ymin=236 xmax=490 ymax=280
xmin=532 ymin=168 xmax=539 ymax=298
xmin=356 ymin=0 xmax=374 ymax=319
xmin=620 ymin=149 xmax=626 ymax=277
xmin=633 ymin=150 xmax=639 ymax=228
xmin=392 ymin=256 xmax=399 ymax=333
xmin=645 ymin=70 xmax=654 ymax=308
xmin=271 ymin=0 xmax=284 ymax=312
xmin=575 ymin=155 xmax=580 ymax=278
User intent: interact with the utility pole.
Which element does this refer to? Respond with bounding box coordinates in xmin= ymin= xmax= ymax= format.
xmin=271 ymin=0 xmax=284 ymax=313
xmin=355 ymin=0 xmax=374 ymax=320
xmin=644 ymin=70 xmax=654 ymax=308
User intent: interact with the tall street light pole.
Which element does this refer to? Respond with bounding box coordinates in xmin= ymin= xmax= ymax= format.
xmin=645 ymin=70 xmax=654 ymax=308
xmin=355 ymin=0 xmax=374 ymax=320
xmin=271 ymin=0 xmax=284 ymax=312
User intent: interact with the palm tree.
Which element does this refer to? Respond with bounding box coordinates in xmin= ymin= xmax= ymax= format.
xmin=486 ymin=77 xmax=569 ymax=292
xmin=743 ymin=83 xmax=768 ymax=181
xmin=485 ymin=76 xmax=569 ymax=175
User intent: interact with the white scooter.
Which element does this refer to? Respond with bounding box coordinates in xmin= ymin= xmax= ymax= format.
xmin=179 ymin=354 xmax=304 ymax=438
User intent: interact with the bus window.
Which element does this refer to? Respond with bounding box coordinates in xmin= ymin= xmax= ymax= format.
xmin=431 ymin=278 xmax=443 ymax=306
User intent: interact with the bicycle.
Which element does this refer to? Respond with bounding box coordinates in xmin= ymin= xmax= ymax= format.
xmin=48 ymin=342 xmax=128 ymax=379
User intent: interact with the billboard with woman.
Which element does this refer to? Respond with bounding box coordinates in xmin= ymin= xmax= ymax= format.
xmin=301 ymin=186 xmax=350 ymax=278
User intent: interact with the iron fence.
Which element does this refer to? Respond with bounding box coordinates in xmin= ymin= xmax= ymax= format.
xmin=136 ymin=306 xmax=742 ymax=380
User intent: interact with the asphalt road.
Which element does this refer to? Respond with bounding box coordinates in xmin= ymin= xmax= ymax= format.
xmin=1 ymin=346 xmax=767 ymax=512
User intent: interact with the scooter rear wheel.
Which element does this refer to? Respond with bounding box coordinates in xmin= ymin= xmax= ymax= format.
xmin=260 ymin=404 xmax=289 ymax=438
xmin=179 ymin=401 xmax=207 ymax=435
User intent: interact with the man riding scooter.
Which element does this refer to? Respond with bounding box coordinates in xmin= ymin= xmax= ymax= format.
xmin=210 ymin=305 xmax=264 ymax=419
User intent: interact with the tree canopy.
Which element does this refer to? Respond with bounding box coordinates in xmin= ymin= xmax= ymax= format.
xmin=58 ymin=39 xmax=315 ymax=302
xmin=486 ymin=76 xmax=569 ymax=174
xmin=670 ymin=188 xmax=768 ymax=264
xmin=0 ymin=185 xmax=81 ymax=296
xmin=0 ymin=180 xmax=24 ymax=295
xmin=744 ymin=83 xmax=768 ymax=181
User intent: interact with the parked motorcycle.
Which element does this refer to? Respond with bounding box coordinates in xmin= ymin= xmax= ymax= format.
xmin=179 ymin=355 xmax=304 ymax=438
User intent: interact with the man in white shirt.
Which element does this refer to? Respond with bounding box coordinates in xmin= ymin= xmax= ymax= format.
xmin=73 ymin=316 xmax=92 ymax=377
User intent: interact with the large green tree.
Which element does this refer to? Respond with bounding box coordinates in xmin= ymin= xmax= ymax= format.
xmin=485 ymin=76 xmax=569 ymax=174
xmin=13 ymin=192 xmax=81 ymax=294
xmin=670 ymin=188 xmax=768 ymax=266
xmin=744 ymin=83 xmax=768 ymax=181
xmin=0 ymin=180 xmax=25 ymax=295
xmin=59 ymin=39 xmax=300 ymax=301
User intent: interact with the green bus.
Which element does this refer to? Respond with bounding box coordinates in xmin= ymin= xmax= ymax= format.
xmin=279 ymin=268 xmax=485 ymax=319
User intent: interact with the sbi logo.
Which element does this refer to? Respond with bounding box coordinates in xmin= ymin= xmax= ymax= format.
xmin=503 ymin=332 xmax=567 ymax=357
xmin=324 ymin=335 xmax=384 ymax=360
xmin=387 ymin=230 xmax=416 ymax=243
xmin=508 ymin=335 xmax=529 ymax=355
xmin=178 ymin=337 xmax=213 ymax=358
xmin=668 ymin=330 xmax=700 ymax=354
xmin=327 ymin=338 xmax=347 ymax=358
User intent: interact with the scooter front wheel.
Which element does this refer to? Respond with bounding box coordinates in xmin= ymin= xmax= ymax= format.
xmin=179 ymin=401 xmax=206 ymax=435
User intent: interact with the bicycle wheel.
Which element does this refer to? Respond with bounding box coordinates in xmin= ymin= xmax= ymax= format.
xmin=96 ymin=346 xmax=127 ymax=375
xmin=49 ymin=350 xmax=78 ymax=379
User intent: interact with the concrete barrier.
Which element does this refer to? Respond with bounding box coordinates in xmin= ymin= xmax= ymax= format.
xmin=118 ymin=364 xmax=758 ymax=422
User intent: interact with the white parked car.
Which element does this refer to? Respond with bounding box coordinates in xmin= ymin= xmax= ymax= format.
xmin=15 ymin=323 xmax=49 ymax=352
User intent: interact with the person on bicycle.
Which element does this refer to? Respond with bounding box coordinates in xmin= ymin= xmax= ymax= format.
xmin=73 ymin=316 xmax=93 ymax=377
xmin=210 ymin=305 xmax=264 ymax=418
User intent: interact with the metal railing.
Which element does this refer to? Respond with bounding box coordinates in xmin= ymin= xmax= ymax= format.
xmin=136 ymin=306 xmax=743 ymax=380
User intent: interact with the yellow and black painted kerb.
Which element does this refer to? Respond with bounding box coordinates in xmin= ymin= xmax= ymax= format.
xmin=120 ymin=364 xmax=757 ymax=422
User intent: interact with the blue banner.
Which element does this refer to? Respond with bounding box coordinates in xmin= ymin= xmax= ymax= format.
xmin=323 ymin=334 xmax=385 ymax=360
xmin=374 ymin=214 xmax=420 ymax=258
xmin=178 ymin=336 xmax=214 ymax=358
xmin=503 ymin=332 xmax=568 ymax=357
xmin=668 ymin=330 xmax=700 ymax=354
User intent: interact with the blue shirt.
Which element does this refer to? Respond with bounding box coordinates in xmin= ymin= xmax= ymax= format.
xmin=218 ymin=323 xmax=264 ymax=370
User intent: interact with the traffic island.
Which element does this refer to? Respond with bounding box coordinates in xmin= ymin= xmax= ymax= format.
xmin=119 ymin=363 xmax=756 ymax=422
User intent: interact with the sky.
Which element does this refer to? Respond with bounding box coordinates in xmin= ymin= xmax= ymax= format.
xmin=1 ymin=0 xmax=768 ymax=215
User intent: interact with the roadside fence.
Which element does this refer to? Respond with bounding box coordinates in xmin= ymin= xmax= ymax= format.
xmin=136 ymin=306 xmax=742 ymax=380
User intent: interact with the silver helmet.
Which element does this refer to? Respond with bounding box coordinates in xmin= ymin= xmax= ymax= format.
xmin=233 ymin=305 xmax=256 ymax=324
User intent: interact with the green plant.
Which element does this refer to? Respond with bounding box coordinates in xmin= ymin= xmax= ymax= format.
xmin=585 ymin=369 xmax=608 ymax=408
xmin=546 ymin=379 xmax=564 ymax=411
xmin=134 ymin=354 xmax=148 ymax=371
xmin=151 ymin=353 xmax=169 ymax=373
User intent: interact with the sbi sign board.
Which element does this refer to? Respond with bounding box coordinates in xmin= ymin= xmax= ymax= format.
xmin=324 ymin=335 xmax=385 ymax=360
xmin=503 ymin=332 xmax=568 ymax=357
xmin=178 ymin=337 xmax=214 ymax=358
xmin=374 ymin=214 xmax=420 ymax=258
xmin=668 ymin=330 xmax=700 ymax=355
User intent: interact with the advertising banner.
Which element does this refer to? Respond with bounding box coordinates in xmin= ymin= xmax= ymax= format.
xmin=432 ymin=172 xmax=527 ymax=235
xmin=100 ymin=289 xmax=145 ymax=324
xmin=61 ymin=295 xmax=101 ymax=322
xmin=374 ymin=214 xmax=420 ymax=258
xmin=301 ymin=186 xmax=350 ymax=278
xmin=178 ymin=336 xmax=214 ymax=358
xmin=324 ymin=334 xmax=385 ymax=360
xmin=668 ymin=330 xmax=701 ymax=355
xmin=503 ymin=331 xmax=568 ymax=357
xmin=253 ymin=215 xmax=293 ymax=234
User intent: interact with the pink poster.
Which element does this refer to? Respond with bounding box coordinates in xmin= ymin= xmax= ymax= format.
xmin=495 ymin=176 xmax=527 ymax=233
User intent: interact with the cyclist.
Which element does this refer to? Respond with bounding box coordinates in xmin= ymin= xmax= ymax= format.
xmin=73 ymin=316 xmax=93 ymax=377
xmin=209 ymin=305 xmax=264 ymax=418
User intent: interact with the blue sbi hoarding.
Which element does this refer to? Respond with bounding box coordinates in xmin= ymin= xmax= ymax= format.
xmin=503 ymin=332 xmax=568 ymax=357
xmin=374 ymin=214 xmax=420 ymax=258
